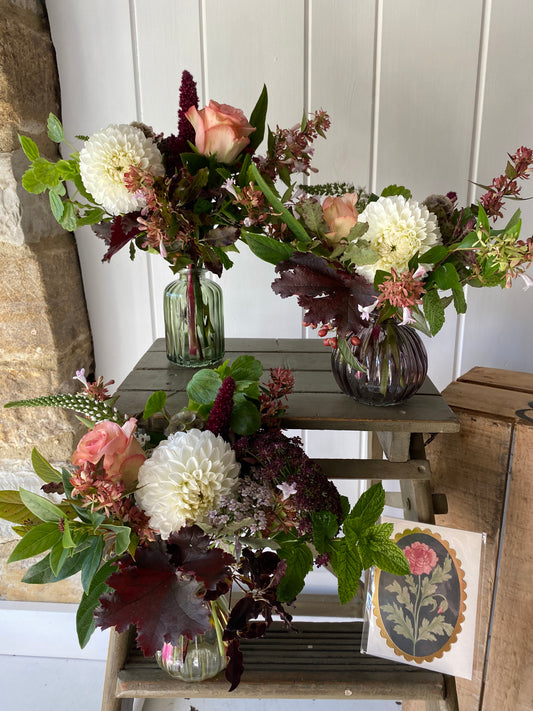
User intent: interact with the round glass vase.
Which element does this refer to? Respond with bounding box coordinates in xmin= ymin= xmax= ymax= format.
xmin=155 ymin=627 xmax=227 ymax=682
xmin=331 ymin=318 xmax=428 ymax=406
xmin=164 ymin=266 xmax=224 ymax=367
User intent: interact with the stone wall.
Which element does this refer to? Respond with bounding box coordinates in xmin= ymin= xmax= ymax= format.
xmin=0 ymin=0 xmax=93 ymax=601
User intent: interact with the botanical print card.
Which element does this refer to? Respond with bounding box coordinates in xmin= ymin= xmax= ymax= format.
xmin=362 ymin=517 xmax=485 ymax=679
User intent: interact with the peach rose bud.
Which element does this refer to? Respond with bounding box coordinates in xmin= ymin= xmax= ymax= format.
xmin=185 ymin=100 xmax=255 ymax=164
xmin=322 ymin=193 xmax=359 ymax=246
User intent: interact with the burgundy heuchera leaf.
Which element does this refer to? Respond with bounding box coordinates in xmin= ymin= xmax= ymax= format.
xmin=92 ymin=213 xmax=141 ymax=262
xmin=94 ymin=542 xmax=210 ymax=657
xmin=167 ymin=525 xmax=235 ymax=592
xmin=272 ymin=252 xmax=377 ymax=336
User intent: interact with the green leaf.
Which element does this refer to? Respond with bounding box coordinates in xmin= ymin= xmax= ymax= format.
xmin=457 ymin=230 xmax=479 ymax=250
xmin=143 ymin=390 xmax=168 ymax=419
xmin=21 ymin=167 xmax=46 ymax=194
xmin=49 ymin=190 xmax=65 ymax=221
xmin=49 ymin=539 xmax=70 ymax=575
xmin=77 ymin=561 xmax=115 ymax=648
xmin=80 ymin=536 xmax=105 ymax=593
xmin=299 ymin=200 xmax=326 ymax=236
xmin=343 ymin=238 xmax=380 ymax=267
xmin=422 ymin=288 xmax=445 ymax=336
xmin=365 ymin=537 xmax=410 ymax=575
xmin=230 ymin=398 xmax=261 ymax=435
xmin=381 ymin=184 xmax=412 ymax=200
xmin=241 ymin=230 xmax=294 ymax=265
xmin=59 ymin=201 xmax=77 ymax=231
xmin=419 ymin=245 xmax=450 ymax=264
xmin=101 ymin=524 xmax=131 ymax=555
xmin=329 ymin=539 xmax=363 ymax=605
xmin=311 ymin=510 xmax=339 ymax=554
xmin=19 ymin=488 xmax=63 ymax=522
xmin=248 ymin=84 xmax=268 ymax=152
xmin=50 ymin=181 xmax=67 ymax=196
xmin=18 ymin=134 xmax=40 ymax=161
xmin=477 ymin=203 xmax=490 ymax=234
xmin=432 ymin=262 xmax=461 ymax=291
xmin=47 ymin=113 xmax=65 ymax=143
xmin=276 ymin=542 xmax=314 ymax=602
xmin=347 ymin=482 xmax=385 ymax=534
xmin=0 ymin=490 xmax=37 ymax=524
xmin=76 ymin=206 xmax=106 ymax=227
xmin=61 ymin=517 xmax=76 ymax=548
xmin=62 ymin=468 xmax=74 ymax=499
xmin=8 ymin=521 xmax=62 ymax=563
xmin=186 ymin=369 xmax=222 ymax=405
xmin=32 ymin=158 xmax=60 ymax=187
xmin=248 ymin=163 xmax=312 ymax=246
xmin=229 ymin=355 xmax=263 ymax=383
xmin=337 ymin=338 xmax=366 ymax=373
xmin=56 ymin=158 xmax=79 ymax=180
xmin=21 ymin=549 xmax=85 ymax=584
xmin=31 ymin=448 xmax=62 ymax=483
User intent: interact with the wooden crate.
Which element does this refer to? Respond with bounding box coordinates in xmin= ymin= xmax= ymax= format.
xmin=423 ymin=367 xmax=533 ymax=711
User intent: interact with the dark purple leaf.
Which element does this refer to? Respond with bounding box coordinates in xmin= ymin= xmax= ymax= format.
xmin=92 ymin=213 xmax=141 ymax=262
xmin=94 ymin=542 xmax=210 ymax=657
xmin=225 ymin=638 xmax=244 ymax=692
xmin=272 ymin=252 xmax=377 ymax=337
xmin=203 ymin=226 xmax=239 ymax=247
xmin=167 ymin=525 xmax=234 ymax=592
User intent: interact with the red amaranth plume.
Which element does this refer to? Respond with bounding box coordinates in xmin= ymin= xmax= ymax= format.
xmin=177 ymin=70 xmax=199 ymax=146
xmin=205 ymin=376 xmax=236 ymax=437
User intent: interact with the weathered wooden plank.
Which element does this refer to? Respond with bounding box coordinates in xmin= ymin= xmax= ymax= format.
xmin=426 ymin=412 xmax=512 ymax=711
xmin=115 ymin=622 xmax=448 ymax=701
xmin=482 ymin=421 xmax=533 ymax=711
xmin=101 ymin=628 xmax=135 ymax=711
xmin=315 ymin=457 xmax=431 ymax=481
xmin=458 ymin=366 xmax=533 ymax=394
xmin=442 ymin=381 xmax=533 ymax=423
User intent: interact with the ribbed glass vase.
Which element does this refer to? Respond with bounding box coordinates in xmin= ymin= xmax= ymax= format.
xmin=331 ymin=319 xmax=428 ymax=406
xmin=155 ymin=627 xmax=227 ymax=682
xmin=164 ymin=266 xmax=224 ymax=367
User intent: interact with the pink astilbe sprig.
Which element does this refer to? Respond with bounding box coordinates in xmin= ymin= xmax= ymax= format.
xmin=479 ymin=146 xmax=533 ymax=221
xmin=377 ymin=268 xmax=426 ymax=310
xmin=69 ymin=465 xmax=153 ymax=544
xmin=205 ymin=376 xmax=236 ymax=437
xmin=257 ymin=109 xmax=331 ymax=181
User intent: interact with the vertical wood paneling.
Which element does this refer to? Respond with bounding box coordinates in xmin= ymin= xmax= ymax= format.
xmin=460 ymin=0 xmax=533 ymax=376
xmin=132 ymin=0 xmax=204 ymax=341
xmin=377 ymin=0 xmax=484 ymax=391
xmin=44 ymin=0 xmax=533 ymax=395
xmin=204 ymin=0 xmax=308 ymax=339
xmin=46 ymin=0 xmax=154 ymax=386
xmin=306 ymin=0 xmax=377 ymax=466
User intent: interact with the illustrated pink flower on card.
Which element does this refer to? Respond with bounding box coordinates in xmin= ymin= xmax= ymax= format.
xmin=71 ymin=418 xmax=146 ymax=488
xmin=403 ymin=541 xmax=439 ymax=575
xmin=186 ymin=100 xmax=255 ymax=163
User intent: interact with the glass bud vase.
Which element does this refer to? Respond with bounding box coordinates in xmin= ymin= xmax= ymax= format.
xmin=164 ymin=266 xmax=224 ymax=367
xmin=155 ymin=627 xmax=227 ymax=682
xmin=331 ymin=319 xmax=428 ymax=406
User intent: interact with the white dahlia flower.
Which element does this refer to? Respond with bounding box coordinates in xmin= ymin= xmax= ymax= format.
xmin=79 ymin=124 xmax=164 ymax=215
xmin=355 ymin=195 xmax=441 ymax=282
xmin=135 ymin=429 xmax=240 ymax=539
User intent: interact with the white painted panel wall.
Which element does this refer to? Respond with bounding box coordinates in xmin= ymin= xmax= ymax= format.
xmin=45 ymin=0 xmax=533 ymax=395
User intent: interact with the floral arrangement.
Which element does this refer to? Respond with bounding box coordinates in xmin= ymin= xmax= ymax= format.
xmin=240 ymin=146 xmax=533 ymax=368
xmin=1 ymin=360 xmax=409 ymax=689
xmin=18 ymin=70 xmax=328 ymax=276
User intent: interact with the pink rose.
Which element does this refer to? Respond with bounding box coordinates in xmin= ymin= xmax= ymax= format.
xmin=185 ymin=100 xmax=255 ymax=163
xmin=72 ymin=418 xmax=146 ymax=488
xmin=322 ymin=193 xmax=358 ymax=245
xmin=403 ymin=541 xmax=439 ymax=576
